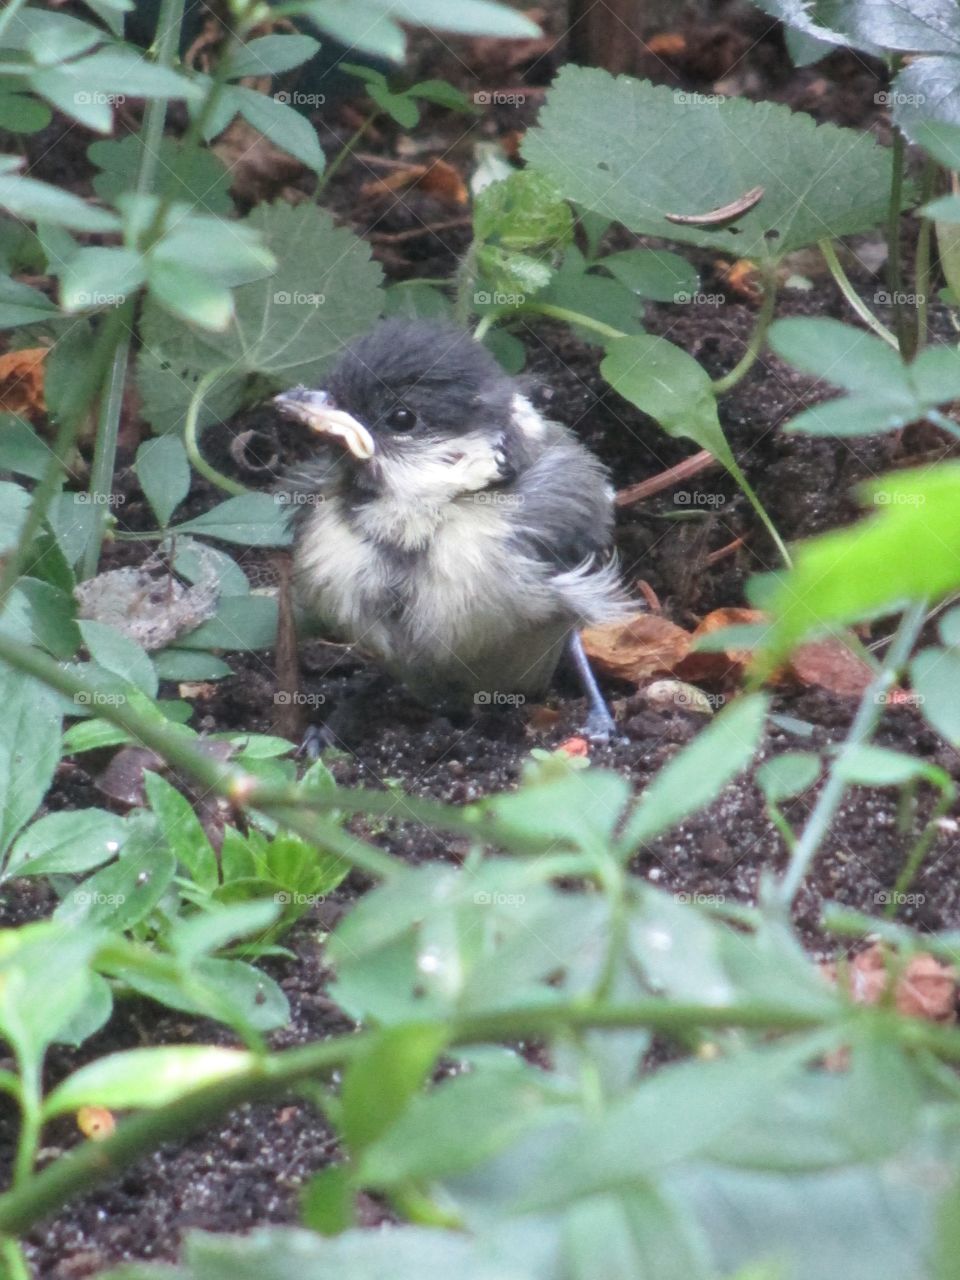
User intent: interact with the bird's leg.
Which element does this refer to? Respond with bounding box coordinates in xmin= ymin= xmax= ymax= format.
xmin=566 ymin=630 xmax=617 ymax=743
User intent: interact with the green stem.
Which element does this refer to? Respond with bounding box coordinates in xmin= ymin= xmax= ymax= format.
xmin=819 ymin=240 xmax=898 ymax=349
xmin=779 ymin=601 xmax=928 ymax=905
xmin=0 ymin=999 xmax=833 ymax=1239
xmin=81 ymin=298 xmax=136 ymax=579
xmin=886 ymin=789 xmax=954 ymax=918
xmin=12 ymin=1068 xmax=41 ymax=1190
xmin=0 ymin=632 xmax=401 ymax=883
xmin=315 ymin=109 xmax=378 ymax=195
xmin=516 ymin=302 xmax=627 ymax=343
xmin=915 ymin=156 xmax=938 ymax=353
xmin=454 ymin=241 xmax=480 ymax=327
xmin=0 ymin=1238 xmax=30 ymax=1280
xmin=473 ymin=312 xmax=495 ymax=342
xmin=81 ymin=0 xmax=187 ymax=578
xmin=183 ymin=366 xmax=249 ymax=497
xmin=887 ymin=125 xmax=910 ymax=358
xmin=0 ymin=307 xmax=130 ymax=611
xmin=711 ymin=265 xmax=778 ymax=396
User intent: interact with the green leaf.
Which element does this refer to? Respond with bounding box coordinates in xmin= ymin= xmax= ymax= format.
xmin=4 ymin=7 xmax=106 ymax=59
xmin=293 ymin=3 xmax=405 ymax=60
xmin=406 ymin=78 xmax=475 ymax=112
xmin=171 ymin=494 xmax=293 ymax=547
xmin=78 ymin=618 xmax=158 ymax=698
xmin=474 ymin=170 xmax=573 ymax=254
xmin=153 ymin=650 xmax=233 ymax=681
xmin=0 ymin=924 xmax=98 ymax=1070
xmin=135 ymin=435 xmax=191 ymax=527
xmin=538 ymin=248 xmax=644 ymax=341
xmin=89 ymin=135 xmax=233 ymax=215
xmin=227 ymin=34 xmax=321 ymax=78
xmin=341 ymin=1024 xmax=449 ymax=1155
xmin=0 ymin=165 xmax=119 ymax=232
xmin=0 ymin=275 xmax=58 ymax=329
xmin=44 ymin=1046 xmax=253 ymax=1119
xmin=147 ymin=258 xmax=233 ymax=331
xmin=119 ymin=956 xmax=289 ymax=1031
xmin=137 ymin=203 xmax=383 ymax=433
xmin=0 ymin=479 xmax=30 ymax=554
xmin=223 ymin=85 xmax=325 ymax=174
xmin=5 ymin=808 xmax=125 ymax=880
xmin=621 ymin=694 xmax=769 ymax=850
xmin=0 ymin=89 xmax=51 ymax=135
xmin=760 ymin=464 xmax=960 ymax=657
xmin=482 ymin=766 xmax=632 ymax=854
xmin=0 ymin=662 xmax=62 ymax=858
xmin=911 ymin=646 xmax=960 ymax=746
xmin=60 ymin=245 xmax=144 ymax=311
xmin=302 ymin=1167 xmax=355 ymax=1236
xmin=600 ymin=248 xmax=699 ymax=302
xmin=756 ymin=751 xmax=821 ymax=804
xmin=522 ymin=66 xmax=897 ymax=260
xmin=168 ymin=901 xmax=281 ymax=962
xmin=144 ymin=771 xmax=218 ymax=891
xmin=371 ymin=0 xmax=541 ymax=36
xmin=54 ymin=831 xmax=177 ymax=931
xmin=602 ymin=334 xmax=735 ymax=468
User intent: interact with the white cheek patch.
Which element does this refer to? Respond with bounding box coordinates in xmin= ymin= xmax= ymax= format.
xmin=511 ymin=393 xmax=547 ymax=440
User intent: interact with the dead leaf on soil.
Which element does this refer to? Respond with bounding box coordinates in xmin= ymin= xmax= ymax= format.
xmin=581 ymin=613 xmax=691 ymax=683
xmin=359 ymin=159 xmax=468 ymax=207
xmin=789 ymin=635 xmax=875 ymax=699
xmin=0 ymin=346 xmax=47 ymax=419
xmin=675 ymin=606 xmax=764 ymax=683
xmin=823 ymin=943 xmax=956 ymax=1023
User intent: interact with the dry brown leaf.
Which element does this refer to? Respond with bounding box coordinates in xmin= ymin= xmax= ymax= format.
xmin=646 ymin=32 xmax=688 ymax=55
xmin=527 ymin=705 xmax=561 ymax=732
xmin=360 ymin=159 xmax=468 ymax=207
xmin=823 ymin=943 xmax=956 ymax=1023
xmin=788 ymin=636 xmax=875 ymax=699
xmin=581 ymin=614 xmax=691 ymax=683
xmin=675 ymin=606 xmax=764 ymax=683
xmin=0 ymin=346 xmax=47 ymax=419
xmin=717 ymin=258 xmax=763 ymax=302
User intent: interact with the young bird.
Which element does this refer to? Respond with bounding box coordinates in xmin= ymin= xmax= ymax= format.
xmin=275 ymin=318 xmax=627 ymax=739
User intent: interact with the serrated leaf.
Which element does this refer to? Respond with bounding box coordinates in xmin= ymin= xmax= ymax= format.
xmin=523 ymin=67 xmax=897 ymax=260
xmin=89 ymin=135 xmax=233 ymax=215
xmin=137 ymin=203 xmax=383 ymax=433
xmin=171 ymin=494 xmax=291 ymax=547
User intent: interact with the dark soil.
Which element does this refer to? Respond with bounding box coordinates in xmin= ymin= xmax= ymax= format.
xmin=6 ymin=5 xmax=960 ymax=1276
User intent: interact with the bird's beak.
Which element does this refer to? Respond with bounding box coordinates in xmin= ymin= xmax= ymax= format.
xmin=273 ymin=387 xmax=376 ymax=461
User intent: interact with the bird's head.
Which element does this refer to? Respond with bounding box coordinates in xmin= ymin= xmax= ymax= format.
xmin=275 ymin=319 xmax=542 ymax=508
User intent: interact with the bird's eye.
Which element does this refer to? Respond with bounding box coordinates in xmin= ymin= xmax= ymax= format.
xmin=385 ymin=405 xmax=416 ymax=432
